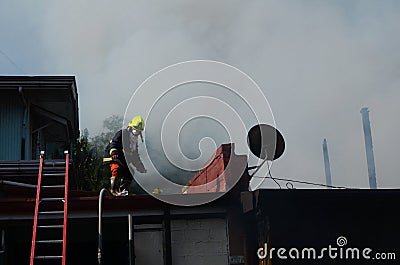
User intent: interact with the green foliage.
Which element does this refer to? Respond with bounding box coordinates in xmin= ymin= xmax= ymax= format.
xmin=72 ymin=115 xmax=123 ymax=191
xmin=102 ymin=115 xmax=123 ymax=133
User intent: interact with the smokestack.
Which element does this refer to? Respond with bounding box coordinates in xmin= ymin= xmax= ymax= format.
xmin=360 ymin=107 xmax=377 ymax=189
xmin=322 ymin=138 xmax=332 ymax=189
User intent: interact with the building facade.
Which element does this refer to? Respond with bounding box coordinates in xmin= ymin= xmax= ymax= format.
xmin=0 ymin=76 xmax=79 ymax=160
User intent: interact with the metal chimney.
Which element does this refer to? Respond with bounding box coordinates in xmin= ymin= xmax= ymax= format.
xmin=360 ymin=107 xmax=377 ymax=189
xmin=322 ymin=139 xmax=332 ymax=189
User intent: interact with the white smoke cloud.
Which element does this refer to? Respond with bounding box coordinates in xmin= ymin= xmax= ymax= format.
xmin=1 ymin=0 xmax=399 ymax=188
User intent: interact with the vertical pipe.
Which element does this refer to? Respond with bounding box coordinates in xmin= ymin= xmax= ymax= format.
xmin=18 ymin=86 xmax=27 ymax=160
xmin=98 ymin=188 xmax=110 ymax=265
xmin=163 ymin=210 xmax=172 ymax=265
xmin=322 ymin=139 xmax=332 ymax=189
xmin=0 ymin=229 xmax=4 ymax=263
xmin=360 ymin=108 xmax=377 ymax=189
xmin=1 ymin=229 xmax=5 ymax=252
xmin=128 ymin=214 xmax=135 ymax=265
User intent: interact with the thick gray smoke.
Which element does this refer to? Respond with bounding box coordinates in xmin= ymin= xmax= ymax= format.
xmin=1 ymin=0 xmax=400 ymax=188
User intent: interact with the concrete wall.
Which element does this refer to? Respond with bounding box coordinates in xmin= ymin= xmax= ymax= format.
xmin=171 ymin=218 xmax=229 ymax=265
xmin=135 ymin=228 xmax=164 ymax=265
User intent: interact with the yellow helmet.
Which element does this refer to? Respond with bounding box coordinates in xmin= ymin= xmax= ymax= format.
xmin=128 ymin=116 xmax=145 ymax=131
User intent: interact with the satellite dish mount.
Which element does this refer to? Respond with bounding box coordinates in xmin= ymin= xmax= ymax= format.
xmin=247 ymin=124 xmax=285 ymax=177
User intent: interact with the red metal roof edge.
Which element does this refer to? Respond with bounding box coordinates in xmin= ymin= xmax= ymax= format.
xmin=0 ymin=189 xmax=237 ymax=216
xmin=183 ymin=143 xmax=250 ymax=195
xmin=185 ymin=143 xmax=234 ymax=187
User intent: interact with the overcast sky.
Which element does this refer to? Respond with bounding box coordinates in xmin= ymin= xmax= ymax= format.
xmin=1 ymin=0 xmax=399 ymax=190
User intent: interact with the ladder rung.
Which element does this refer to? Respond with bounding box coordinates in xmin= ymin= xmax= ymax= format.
xmin=35 ymin=255 xmax=62 ymax=259
xmin=44 ymin=161 xmax=66 ymax=166
xmin=42 ymin=173 xmax=65 ymax=177
xmin=37 ymin=225 xmax=64 ymax=229
xmin=42 ymin=185 xmax=65 ymax=189
xmin=38 ymin=211 xmax=64 ymax=215
xmin=40 ymin=197 xmax=64 ymax=202
xmin=36 ymin=239 xmax=63 ymax=244
xmin=30 ymin=156 xmax=68 ymax=263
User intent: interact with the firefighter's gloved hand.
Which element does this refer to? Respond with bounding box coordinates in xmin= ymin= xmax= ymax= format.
xmin=112 ymin=154 xmax=118 ymax=160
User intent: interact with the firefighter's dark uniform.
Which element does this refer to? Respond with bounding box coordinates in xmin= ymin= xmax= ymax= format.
xmin=103 ymin=128 xmax=146 ymax=194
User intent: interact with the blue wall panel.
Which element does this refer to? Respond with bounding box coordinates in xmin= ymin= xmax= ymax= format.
xmin=0 ymin=96 xmax=24 ymax=160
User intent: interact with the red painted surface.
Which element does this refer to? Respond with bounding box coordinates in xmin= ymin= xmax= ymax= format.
xmin=62 ymin=152 xmax=69 ymax=265
xmin=184 ymin=143 xmax=248 ymax=194
xmin=29 ymin=153 xmax=44 ymax=265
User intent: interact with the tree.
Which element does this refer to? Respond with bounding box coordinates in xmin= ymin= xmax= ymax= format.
xmin=90 ymin=115 xmax=123 ymax=156
xmin=72 ymin=115 xmax=123 ymax=191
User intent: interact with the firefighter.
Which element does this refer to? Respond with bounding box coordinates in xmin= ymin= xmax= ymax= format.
xmin=103 ymin=115 xmax=147 ymax=195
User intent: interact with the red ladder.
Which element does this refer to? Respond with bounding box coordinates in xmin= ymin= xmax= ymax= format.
xmin=30 ymin=151 xmax=69 ymax=265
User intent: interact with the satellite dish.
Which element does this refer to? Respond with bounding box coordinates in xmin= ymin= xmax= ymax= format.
xmin=247 ymin=124 xmax=285 ymax=160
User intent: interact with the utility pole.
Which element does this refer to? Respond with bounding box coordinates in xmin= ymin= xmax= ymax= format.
xmin=322 ymin=139 xmax=332 ymax=189
xmin=360 ymin=107 xmax=377 ymax=189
